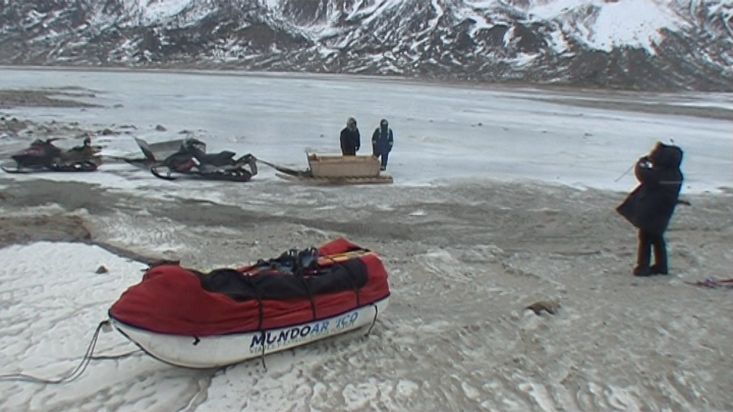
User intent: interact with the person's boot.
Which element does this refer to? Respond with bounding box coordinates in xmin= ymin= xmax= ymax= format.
xmin=633 ymin=266 xmax=652 ymax=276
xmin=650 ymin=265 xmax=668 ymax=275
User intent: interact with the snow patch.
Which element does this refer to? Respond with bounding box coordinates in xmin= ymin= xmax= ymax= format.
xmin=511 ymin=52 xmax=539 ymax=67
xmin=548 ymin=29 xmax=569 ymax=54
xmin=133 ymin=0 xmax=194 ymax=24
xmin=528 ymin=0 xmax=687 ymax=54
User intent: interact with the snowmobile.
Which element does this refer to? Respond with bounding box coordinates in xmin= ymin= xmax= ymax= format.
xmin=117 ymin=137 xmax=185 ymax=169
xmin=149 ymin=137 xmax=257 ymax=182
xmin=1 ymin=137 xmax=101 ymax=173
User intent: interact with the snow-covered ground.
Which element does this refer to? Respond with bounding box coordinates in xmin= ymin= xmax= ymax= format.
xmin=0 ymin=68 xmax=732 ymax=411
xmin=0 ymin=67 xmax=731 ymax=193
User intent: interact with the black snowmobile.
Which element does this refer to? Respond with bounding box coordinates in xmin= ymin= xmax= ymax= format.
xmin=1 ymin=137 xmax=101 ymax=173
xmin=150 ymin=138 xmax=257 ymax=182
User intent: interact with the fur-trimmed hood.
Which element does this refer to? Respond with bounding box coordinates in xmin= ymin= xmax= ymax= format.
xmin=650 ymin=142 xmax=683 ymax=169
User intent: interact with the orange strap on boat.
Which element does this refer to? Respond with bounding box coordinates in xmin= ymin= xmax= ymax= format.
xmin=317 ymin=250 xmax=373 ymax=265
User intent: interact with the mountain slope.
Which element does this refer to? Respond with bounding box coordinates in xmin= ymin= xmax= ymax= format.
xmin=1 ymin=0 xmax=731 ymax=91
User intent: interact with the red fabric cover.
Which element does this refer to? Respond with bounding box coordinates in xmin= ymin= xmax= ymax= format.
xmin=109 ymin=238 xmax=390 ymax=336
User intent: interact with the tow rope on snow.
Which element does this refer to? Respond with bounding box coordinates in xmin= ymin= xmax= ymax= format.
xmin=0 ymin=310 xmax=382 ymax=382
xmin=0 ymin=321 xmax=140 ymax=385
xmin=256 ymin=158 xmax=309 ymax=177
xmin=685 ymin=277 xmax=733 ymax=289
xmin=366 ymin=304 xmax=379 ymax=336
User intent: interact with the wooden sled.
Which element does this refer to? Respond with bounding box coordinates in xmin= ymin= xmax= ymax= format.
xmin=276 ymin=172 xmax=393 ymax=185
xmin=266 ymin=153 xmax=393 ymax=185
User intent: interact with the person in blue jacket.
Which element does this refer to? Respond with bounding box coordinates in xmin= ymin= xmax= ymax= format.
xmin=616 ymin=142 xmax=684 ymax=276
xmin=371 ymin=119 xmax=394 ymax=171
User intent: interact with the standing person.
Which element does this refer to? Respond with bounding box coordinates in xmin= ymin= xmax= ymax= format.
xmin=372 ymin=118 xmax=394 ymax=171
xmin=340 ymin=117 xmax=360 ymax=156
xmin=616 ymin=142 xmax=684 ymax=276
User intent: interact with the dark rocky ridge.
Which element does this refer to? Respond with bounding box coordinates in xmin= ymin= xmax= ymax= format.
xmin=0 ymin=0 xmax=731 ymax=91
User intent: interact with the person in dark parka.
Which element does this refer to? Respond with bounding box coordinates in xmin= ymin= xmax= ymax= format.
xmin=372 ymin=119 xmax=394 ymax=171
xmin=340 ymin=117 xmax=360 ymax=156
xmin=616 ymin=142 xmax=684 ymax=276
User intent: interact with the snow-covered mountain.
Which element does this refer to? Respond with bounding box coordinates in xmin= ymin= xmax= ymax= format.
xmin=1 ymin=0 xmax=732 ymax=91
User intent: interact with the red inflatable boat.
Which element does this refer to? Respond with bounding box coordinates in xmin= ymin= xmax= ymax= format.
xmin=109 ymin=238 xmax=390 ymax=368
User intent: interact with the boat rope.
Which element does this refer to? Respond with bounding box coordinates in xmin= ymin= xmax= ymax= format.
xmin=0 ymin=320 xmax=140 ymax=384
xmin=242 ymin=275 xmax=268 ymax=371
xmin=294 ymin=271 xmax=317 ymax=321
xmin=324 ymin=255 xmax=361 ymax=307
xmin=88 ymin=350 xmax=142 ymax=361
xmin=295 ymin=248 xmax=319 ymax=321
xmin=340 ymin=261 xmax=362 ymax=307
xmin=366 ymin=304 xmax=379 ymax=336
xmin=258 ymin=330 xmax=267 ymax=371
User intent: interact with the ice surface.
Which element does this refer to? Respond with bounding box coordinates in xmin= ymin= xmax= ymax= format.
xmin=0 ymin=67 xmax=730 ymax=194
xmin=0 ymin=69 xmax=732 ymax=410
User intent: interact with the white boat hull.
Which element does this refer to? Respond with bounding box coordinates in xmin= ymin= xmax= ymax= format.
xmin=110 ymin=297 xmax=389 ymax=368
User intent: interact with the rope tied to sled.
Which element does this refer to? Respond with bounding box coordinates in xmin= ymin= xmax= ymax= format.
xmin=341 ymin=261 xmax=362 ymax=307
xmin=323 ymin=255 xmax=362 ymax=308
xmin=237 ymin=274 xmax=268 ymax=371
xmin=0 ymin=320 xmax=141 ymax=384
xmin=282 ymin=247 xmax=320 ymax=321
xmin=366 ymin=304 xmax=379 ymax=336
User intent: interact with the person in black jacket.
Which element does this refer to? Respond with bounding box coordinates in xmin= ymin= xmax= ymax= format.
xmin=616 ymin=142 xmax=684 ymax=276
xmin=372 ymin=119 xmax=394 ymax=171
xmin=340 ymin=117 xmax=360 ymax=156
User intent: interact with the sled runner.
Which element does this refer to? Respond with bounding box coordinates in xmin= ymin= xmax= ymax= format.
xmin=275 ymin=172 xmax=393 ymax=185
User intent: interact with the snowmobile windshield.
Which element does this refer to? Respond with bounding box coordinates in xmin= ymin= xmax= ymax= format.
xmin=183 ymin=138 xmax=206 ymax=153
